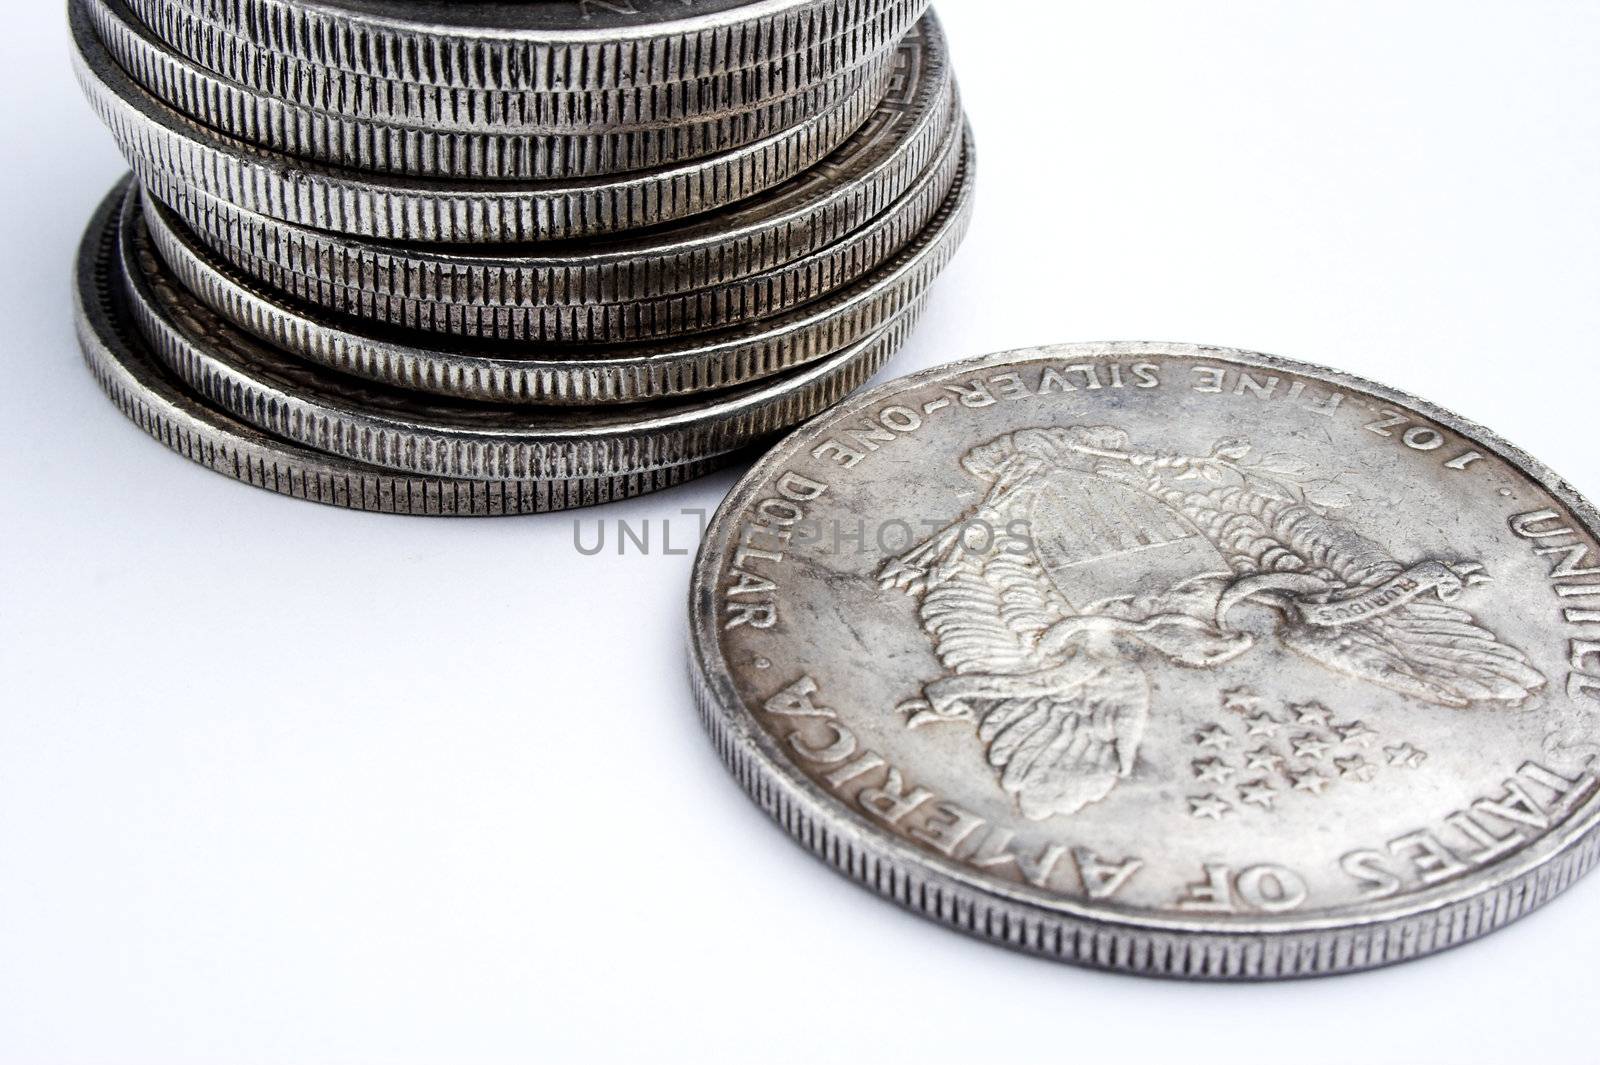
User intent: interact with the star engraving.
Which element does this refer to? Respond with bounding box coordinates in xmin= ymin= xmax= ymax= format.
xmin=1288 ymin=701 xmax=1333 ymax=727
xmin=1238 ymin=780 xmax=1278 ymax=809
xmin=1336 ymin=721 xmax=1379 ymax=747
xmin=1194 ymin=724 xmax=1236 ymax=751
xmin=1192 ymin=757 xmax=1237 ymax=784
xmin=1289 ymin=769 xmax=1331 ymax=795
xmin=1336 ymin=755 xmax=1378 ymax=782
xmin=1290 ymin=733 xmax=1332 ymax=761
xmin=1244 ymin=712 xmax=1281 ymax=738
xmin=1386 ymin=742 xmax=1429 ymax=769
xmin=1188 ymin=793 xmax=1235 ymax=820
xmin=1243 ymin=746 xmax=1284 ymax=773
xmin=1221 ymin=687 xmax=1260 ymax=714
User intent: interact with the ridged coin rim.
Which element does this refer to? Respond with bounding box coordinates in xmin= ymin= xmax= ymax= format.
xmin=119 ymin=188 xmax=934 ymax=481
xmin=134 ymin=0 xmax=929 ymax=95
xmin=73 ymin=0 xmax=895 ymax=243
xmin=147 ymin=19 xmax=953 ymax=335
xmin=93 ymin=0 xmax=896 ymax=179
xmin=75 ymin=179 xmax=727 ymax=517
xmin=139 ymin=134 xmax=972 ymax=407
xmin=158 ymin=101 xmax=966 ymax=347
xmin=121 ymin=0 xmax=929 ymax=131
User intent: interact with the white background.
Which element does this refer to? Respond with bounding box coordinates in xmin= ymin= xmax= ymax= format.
xmin=4 ymin=3 xmax=1599 ymax=1063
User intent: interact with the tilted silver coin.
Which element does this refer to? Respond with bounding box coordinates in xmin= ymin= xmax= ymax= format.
xmin=147 ymin=19 xmax=955 ymax=342
xmin=72 ymin=2 xmax=892 ymax=243
xmin=129 ymin=0 xmax=927 ymax=98
xmin=137 ymin=136 xmax=971 ymax=406
xmin=120 ymin=0 xmax=929 ymax=133
xmin=75 ymin=181 xmax=724 ymax=517
xmin=691 ymin=341 xmax=1600 ymax=977
xmin=117 ymin=188 xmax=931 ymax=481
xmin=91 ymin=0 xmax=896 ymax=180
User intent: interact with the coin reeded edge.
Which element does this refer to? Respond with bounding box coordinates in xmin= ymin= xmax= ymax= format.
xmin=135 ymin=57 xmax=960 ymax=341
xmin=74 ymin=178 xmax=734 ymax=516
xmin=91 ymin=0 xmax=899 ymax=178
xmin=139 ymin=0 xmax=930 ymax=91
xmin=133 ymin=131 xmax=973 ymax=407
xmin=687 ymin=341 xmax=1600 ymax=979
xmin=116 ymin=177 xmax=948 ymax=482
xmin=72 ymin=0 xmax=902 ymax=243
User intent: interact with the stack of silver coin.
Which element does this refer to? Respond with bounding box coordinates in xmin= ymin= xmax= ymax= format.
xmin=69 ymin=0 xmax=974 ymax=515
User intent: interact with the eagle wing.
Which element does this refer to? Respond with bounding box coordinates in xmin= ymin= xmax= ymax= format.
xmin=1279 ymin=598 xmax=1547 ymax=709
xmin=971 ymin=660 xmax=1150 ymax=821
xmin=881 ymin=460 xmax=1149 ymax=820
xmin=879 ymin=477 xmax=1070 ymax=676
xmin=1151 ymin=477 xmax=1546 ymax=708
xmin=1154 ymin=482 xmax=1400 ymax=585
xmin=918 ymin=546 xmax=1069 ymax=676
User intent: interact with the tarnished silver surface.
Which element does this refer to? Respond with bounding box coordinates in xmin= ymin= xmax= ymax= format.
xmin=117 ymin=186 xmax=934 ymax=481
xmin=145 ymin=19 xmax=952 ymax=340
xmin=691 ymin=341 xmax=1600 ymax=977
xmin=139 ymin=141 xmax=972 ymax=406
xmin=129 ymin=0 xmax=928 ymax=98
xmin=75 ymin=181 xmax=724 ymax=516
xmin=92 ymin=0 xmax=896 ymax=180
xmin=73 ymin=0 xmax=896 ymax=242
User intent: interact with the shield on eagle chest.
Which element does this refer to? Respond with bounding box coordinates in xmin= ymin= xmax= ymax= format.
xmin=1031 ymin=468 xmax=1228 ymax=608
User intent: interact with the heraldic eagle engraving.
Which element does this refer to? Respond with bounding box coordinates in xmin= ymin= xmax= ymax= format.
xmin=878 ymin=426 xmax=1547 ymax=821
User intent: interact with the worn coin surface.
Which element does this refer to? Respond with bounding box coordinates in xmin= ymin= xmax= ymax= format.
xmin=691 ymin=341 xmax=1600 ymax=977
xmin=117 ymin=187 xmax=931 ymax=480
xmin=73 ymin=0 xmax=895 ymax=242
xmin=146 ymin=18 xmax=954 ymax=341
xmin=91 ymin=0 xmax=896 ymax=180
xmin=138 ymin=137 xmax=971 ymax=405
xmin=75 ymin=181 xmax=723 ymax=516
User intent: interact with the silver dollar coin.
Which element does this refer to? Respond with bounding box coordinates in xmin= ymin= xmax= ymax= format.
xmin=137 ymin=136 xmax=971 ymax=406
xmin=691 ymin=341 xmax=1600 ymax=977
xmin=119 ymin=0 xmax=928 ymax=133
xmin=90 ymin=0 xmax=896 ymax=180
xmin=75 ymin=181 xmax=725 ymax=517
xmin=72 ymin=0 xmax=892 ymax=242
xmin=130 ymin=0 xmax=927 ymax=96
xmin=161 ymin=108 xmax=961 ymax=345
xmin=145 ymin=18 xmax=955 ymax=342
xmin=116 ymin=187 xmax=930 ymax=481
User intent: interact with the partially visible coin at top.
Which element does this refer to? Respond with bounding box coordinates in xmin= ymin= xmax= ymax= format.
xmin=691 ymin=341 xmax=1600 ymax=978
xmin=132 ymin=0 xmax=926 ymax=96
xmin=90 ymin=0 xmax=897 ymax=180
xmin=72 ymin=0 xmax=895 ymax=242
xmin=119 ymin=0 xmax=929 ymax=137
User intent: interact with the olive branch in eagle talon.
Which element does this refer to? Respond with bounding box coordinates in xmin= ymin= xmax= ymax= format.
xmin=877 ymin=425 xmax=1547 ymax=822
